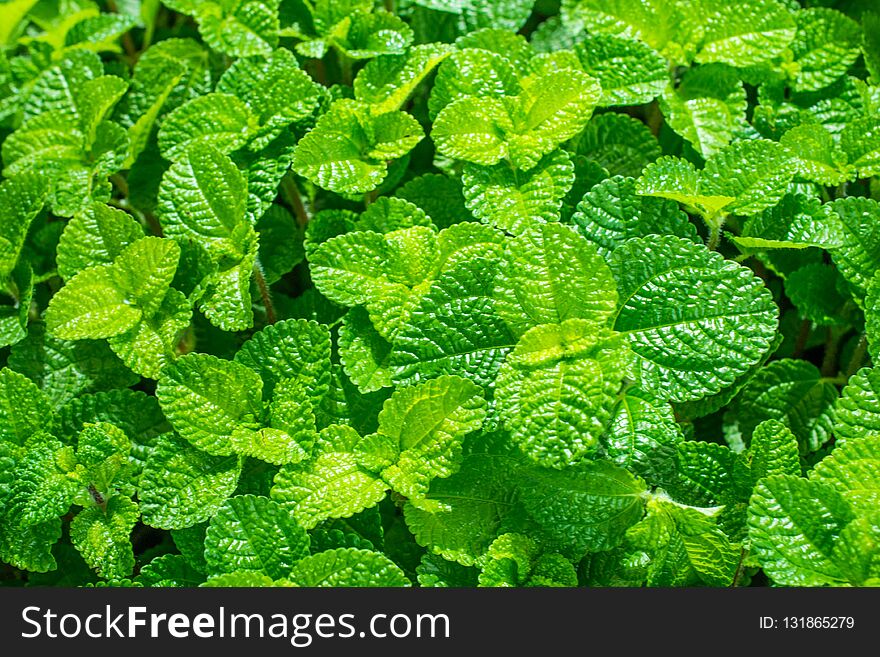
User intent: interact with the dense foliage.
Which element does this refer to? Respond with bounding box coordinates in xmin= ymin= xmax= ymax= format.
xmin=1 ymin=0 xmax=879 ymax=588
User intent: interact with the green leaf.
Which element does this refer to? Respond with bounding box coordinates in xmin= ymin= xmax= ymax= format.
xmin=494 ymin=224 xmax=618 ymax=338
xmin=362 ymin=375 xmax=487 ymax=498
xmin=811 ymin=435 xmax=880 ymax=517
xmin=0 ymin=174 xmax=48 ymax=278
xmin=660 ymin=65 xmax=747 ymax=159
xmin=779 ymin=123 xmax=853 ymax=186
xmin=461 ymin=150 xmax=574 ymax=236
xmin=288 ymin=548 xmax=410 ymax=587
xmin=784 ymin=264 xmax=852 ymax=327
xmin=610 ymin=236 xmax=778 ymax=403
xmin=789 ymin=8 xmax=862 ymax=92
xmin=158 ymin=93 xmax=255 ymax=162
xmin=627 ymin=497 xmax=739 ymax=587
xmin=496 ymin=321 xmax=628 ymax=468
xmin=521 ymin=459 xmax=647 ymax=557
xmin=427 ymin=48 xmax=520 ymax=120
xmin=832 ymin=515 xmax=880 ymax=586
xmin=292 ymin=100 xmax=423 ymax=194
xmin=433 ymin=69 xmax=602 ymax=170
xmin=45 ymin=267 xmax=141 ymax=341
xmin=601 ymin=389 xmax=684 ymax=483
xmin=835 ymin=367 xmax=880 ymax=448
xmin=216 ymin=48 xmax=320 ymax=149
xmin=339 ymin=307 xmax=393 ymax=393
xmin=391 ymin=254 xmax=515 ymax=390
xmin=332 ymin=10 xmax=413 ymax=59
xmin=234 ymin=318 xmax=332 ymax=400
xmin=70 ymin=496 xmax=139 ymax=580
xmin=728 ymin=359 xmax=837 ymax=453
xmin=738 ymin=193 xmax=844 ymax=251
xmin=196 ymin=0 xmax=280 ymax=58
xmin=0 ymin=368 xmax=53 ymax=448
xmin=830 ymin=197 xmax=880 ymax=305
xmin=840 ymin=117 xmax=880 ymax=178
xmin=156 ymin=353 xmax=264 ymax=456
xmin=0 ymin=0 xmax=37 ymax=47
xmin=204 ymin=494 xmax=309 ymax=578
xmin=354 ymin=43 xmax=454 ymax=114
xmin=695 ymin=0 xmax=796 ymax=68
xmin=750 ymin=419 xmax=801 ymax=481
xmin=667 ymin=440 xmax=748 ymax=508
xmin=572 ymin=175 xmax=698 ymax=259
xmin=271 ymin=424 xmax=387 ymax=529
xmin=137 ymin=554 xmax=206 ymax=587
xmin=56 ymin=204 xmax=144 ymax=281
xmin=403 ymin=437 xmax=527 ymax=566
xmin=139 ymin=433 xmax=241 ymax=530
xmin=570 ymin=113 xmax=661 ymax=179
xmin=748 ymin=475 xmax=852 ymax=586
xmin=7 ymin=325 xmax=138 ymax=410
xmin=574 ymin=33 xmax=667 ymax=106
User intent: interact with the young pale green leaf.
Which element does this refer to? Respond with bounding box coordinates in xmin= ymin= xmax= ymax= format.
xmin=0 ymin=174 xmax=48 ymax=278
xmin=660 ymin=75 xmax=744 ymax=159
xmin=404 ymin=437 xmax=527 ymax=566
xmin=834 ymin=367 xmax=880 ymax=448
xmin=70 ymin=496 xmax=139 ymax=580
xmin=430 ymin=96 xmax=512 ymax=167
xmin=494 ymin=224 xmax=617 ymax=338
xmin=695 ymin=0 xmax=796 ymax=68
xmin=728 ymin=359 xmax=837 ymax=453
xmin=496 ymin=321 xmax=628 ymax=468
xmin=610 ymin=236 xmax=778 ymax=403
xmin=353 ymin=44 xmax=454 ymax=114
xmin=292 ymin=100 xmax=423 ymax=195
xmin=780 ymin=124 xmax=854 ymax=187
xmin=601 ymin=389 xmax=683 ymax=483
xmin=574 ymin=33 xmax=667 ymax=106
xmin=570 ymin=113 xmax=661 ymax=179
xmin=627 ymin=497 xmax=739 ymax=587
xmin=156 ymin=353 xmax=264 ymax=456
xmin=332 ymin=10 xmax=413 ymax=59
xmin=288 ymin=548 xmax=410 ymax=587
xmin=107 ymin=287 xmax=192 ymax=379
xmin=364 ymin=375 xmax=487 ymax=498
xmin=234 ymin=318 xmax=332 ymax=400
xmin=339 ymin=307 xmax=393 ymax=393
xmin=204 ymin=494 xmax=309 ymax=579
xmin=427 ymin=48 xmax=520 ymax=120
xmin=56 ymin=204 xmax=144 ymax=281
xmin=139 ymin=433 xmax=242 ymax=530
xmin=750 ymin=420 xmax=801 ymax=482
xmin=0 ymin=368 xmax=52 ymax=448
xmin=357 ymin=197 xmax=432 ymax=234
xmin=45 ymin=267 xmax=141 ymax=341
xmin=830 ymin=197 xmax=880 ymax=305
xmin=811 ymin=435 xmax=880 ymax=517
xmin=157 ymin=144 xmax=249 ymax=256
xmin=521 ymin=459 xmax=647 ymax=557
xmin=572 ymin=175 xmax=697 ymax=258
xmin=391 ymin=254 xmax=515 ymax=390
xmin=271 ymin=425 xmax=387 ymax=529
xmin=461 ymin=150 xmax=574 ymax=236
xmin=748 ymin=475 xmax=852 ymax=586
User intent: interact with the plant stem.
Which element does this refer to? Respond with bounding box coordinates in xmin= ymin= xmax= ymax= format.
xmin=281 ymin=174 xmax=309 ymax=228
xmin=383 ymin=0 xmax=396 ymax=13
xmin=706 ymin=214 xmax=726 ymax=251
xmin=792 ymin=318 xmax=812 ymax=359
xmin=844 ymin=333 xmax=869 ymax=379
xmin=253 ymin=264 xmax=277 ymax=325
xmin=337 ymin=48 xmax=353 ymax=86
xmin=820 ymin=328 xmax=841 ymax=377
xmin=111 ymin=172 xmax=129 ymax=198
